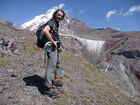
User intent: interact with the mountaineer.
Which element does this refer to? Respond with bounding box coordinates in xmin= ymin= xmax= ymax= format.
xmin=40 ymin=9 xmax=65 ymax=98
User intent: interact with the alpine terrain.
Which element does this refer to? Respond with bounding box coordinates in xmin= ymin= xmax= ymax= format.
xmin=0 ymin=9 xmax=140 ymax=105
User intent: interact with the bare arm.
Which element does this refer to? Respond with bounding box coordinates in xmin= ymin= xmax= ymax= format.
xmin=43 ymin=25 xmax=57 ymax=48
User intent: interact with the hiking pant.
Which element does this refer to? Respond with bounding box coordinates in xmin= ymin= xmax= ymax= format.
xmin=45 ymin=49 xmax=62 ymax=88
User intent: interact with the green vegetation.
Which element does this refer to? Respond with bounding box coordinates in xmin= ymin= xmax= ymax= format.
xmin=0 ymin=56 xmax=14 ymax=67
xmin=1 ymin=50 xmax=139 ymax=105
xmin=21 ymin=48 xmax=39 ymax=55
xmin=57 ymin=51 xmax=140 ymax=105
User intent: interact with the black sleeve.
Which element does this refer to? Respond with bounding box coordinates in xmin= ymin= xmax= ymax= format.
xmin=46 ymin=20 xmax=54 ymax=30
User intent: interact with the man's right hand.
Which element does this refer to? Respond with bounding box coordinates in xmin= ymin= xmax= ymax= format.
xmin=51 ymin=41 xmax=57 ymax=49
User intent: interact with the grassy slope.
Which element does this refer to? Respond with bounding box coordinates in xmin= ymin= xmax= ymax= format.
xmin=0 ymin=49 xmax=140 ymax=105
xmin=53 ymin=52 xmax=140 ymax=105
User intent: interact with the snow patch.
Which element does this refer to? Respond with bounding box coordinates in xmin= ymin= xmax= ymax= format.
xmin=20 ymin=3 xmax=65 ymax=31
xmin=61 ymin=34 xmax=105 ymax=54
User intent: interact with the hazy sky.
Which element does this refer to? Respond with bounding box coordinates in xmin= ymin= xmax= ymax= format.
xmin=0 ymin=0 xmax=140 ymax=31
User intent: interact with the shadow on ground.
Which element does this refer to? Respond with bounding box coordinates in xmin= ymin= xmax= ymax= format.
xmin=23 ymin=75 xmax=45 ymax=95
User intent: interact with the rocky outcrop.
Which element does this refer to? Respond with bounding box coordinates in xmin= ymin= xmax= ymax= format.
xmin=95 ymin=32 xmax=140 ymax=94
xmin=59 ymin=17 xmax=93 ymax=35
xmin=0 ymin=36 xmax=18 ymax=56
xmin=0 ymin=19 xmax=36 ymax=56
xmin=97 ymin=34 xmax=140 ymax=94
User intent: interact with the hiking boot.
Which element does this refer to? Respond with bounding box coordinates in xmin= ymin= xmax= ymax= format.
xmin=52 ymin=78 xmax=63 ymax=87
xmin=56 ymin=86 xmax=65 ymax=94
xmin=44 ymin=86 xmax=61 ymax=98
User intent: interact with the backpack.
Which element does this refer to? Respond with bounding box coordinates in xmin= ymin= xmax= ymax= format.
xmin=36 ymin=23 xmax=48 ymax=48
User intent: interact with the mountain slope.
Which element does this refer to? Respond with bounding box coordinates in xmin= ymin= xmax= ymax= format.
xmin=0 ymin=48 xmax=140 ymax=105
xmin=20 ymin=9 xmax=93 ymax=36
xmin=2 ymin=17 xmax=140 ymax=95
xmin=60 ymin=31 xmax=140 ymax=95
xmin=1 ymin=18 xmax=140 ymax=104
xmin=20 ymin=9 xmax=53 ymax=31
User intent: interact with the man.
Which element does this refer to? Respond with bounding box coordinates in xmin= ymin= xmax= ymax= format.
xmin=43 ymin=9 xmax=65 ymax=98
